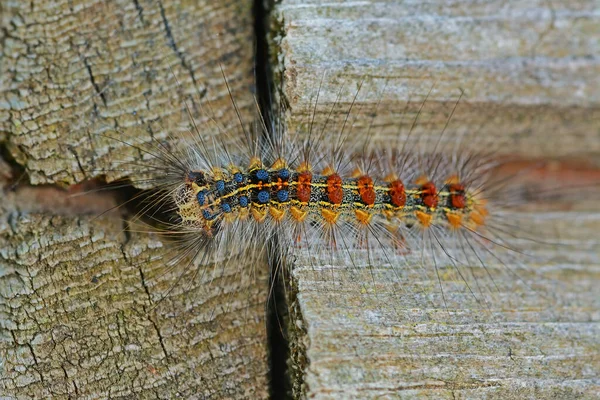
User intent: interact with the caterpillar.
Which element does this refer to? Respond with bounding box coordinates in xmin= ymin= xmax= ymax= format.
xmin=103 ymin=74 xmax=585 ymax=312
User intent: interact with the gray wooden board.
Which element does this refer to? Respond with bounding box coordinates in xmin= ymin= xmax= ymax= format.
xmin=0 ymin=200 xmax=269 ymax=398
xmin=287 ymin=213 xmax=600 ymax=398
xmin=271 ymin=0 xmax=600 ymax=163
xmin=0 ymin=0 xmax=257 ymax=187
xmin=270 ymin=0 xmax=600 ymax=398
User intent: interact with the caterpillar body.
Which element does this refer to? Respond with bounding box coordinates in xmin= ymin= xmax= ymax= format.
xmin=116 ymin=78 xmax=556 ymax=311
xmin=174 ymin=146 xmax=488 ymax=256
xmin=43 ymin=0 xmax=575 ymax=310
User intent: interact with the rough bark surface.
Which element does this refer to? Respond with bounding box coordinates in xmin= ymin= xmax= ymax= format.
xmin=0 ymin=0 xmax=269 ymax=398
xmin=1 ymin=0 xmax=257 ymax=186
xmin=270 ymin=0 xmax=600 ymax=398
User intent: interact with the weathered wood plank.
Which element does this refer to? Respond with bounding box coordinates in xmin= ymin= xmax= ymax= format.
xmin=271 ymin=0 xmax=600 ymax=162
xmin=287 ymin=213 xmax=600 ymax=398
xmin=270 ymin=0 xmax=600 ymax=398
xmin=0 ymin=0 xmax=269 ymax=398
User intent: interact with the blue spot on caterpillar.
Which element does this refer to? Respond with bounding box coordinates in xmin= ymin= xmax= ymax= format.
xmin=234 ymin=172 xmax=244 ymax=183
xmin=279 ymin=169 xmax=290 ymax=179
xmin=277 ymin=190 xmax=289 ymax=202
xmin=196 ymin=191 xmax=206 ymax=206
xmin=256 ymin=169 xmax=269 ymax=181
xmin=257 ymin=190 xmax=270 ymax=204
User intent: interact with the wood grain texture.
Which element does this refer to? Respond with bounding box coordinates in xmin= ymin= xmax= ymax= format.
xmin=0 ymin=198 xmax=268 ymax=398
xmin=0 ymin=0 xmax=269 ymax=398
xmin=271 ymin=0 xmax=600 ymax=162
xmin=286 ymin=214 xmax=600 ymax=399
xmin=270 ymin=0 xmax=600 ymax=398
xmin=1 ymin=0 xmax=256 ymax=186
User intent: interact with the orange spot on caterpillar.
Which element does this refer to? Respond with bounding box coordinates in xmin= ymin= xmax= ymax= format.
xmin=351 ymin=168 xmax=363 ymax=178
xmin=448 ymin=183 xmax=466 ymax=209
xmin=249 ymin=157 xmax=262 ymax=169
xmin=290 ymin=206 xmax=308 ymax=222
xmin=224 ymin=213 xmax=237 ymax=223
xmin=326 ymin=174 xmax=344 ymax=205
xmin=297 ymin=161 xmax=312 ymax=173
xmin=475 ymin=203 xmax=489 ymax=217
xmin=415 ymin=175 xmax=429 ymax=186
xmin=386 ymin=223 xmax=409 ymax=254
xmin=271 ymin=158 xmax=287 ymax=170
xmin=321 ymin=208 xmax=340 ymax=224
xmin=384 ymin=173 xmax=398 ymax=183
xmin=389 ymin=180 xmax=406 ymax=207
xmin=321 ymin=165 xmax=335 ymax=176
xmin=357 ymin=176 xmax=376 ymax=205
xmin=446 ymin=212 xmax=462 ymax=228
xmin=238 ymin=208 xmax=249 ymax=220
xmin=477 ymin=198 xmax=489 ymax=207
xmin=415 ymin=210 xmax=433 ymax=227
xmin=296 ymin=172 xmax=313 ymax=203
xmin=420 ymin=181 xmax=438 ymax=208
xmin=269 ymin=206 xmax=286 ymax=222
xmin=273 ymin=177 xmax=288 ymax=191
xmin=251 ymin=208 xmax=268 ymax=223
xmin=355 ymin=209 xmax=372 ymax=225
xmin=445 ymin=174 xmax=460 ymax=185
xmin=469 ymin=210 xmax=485 ymax=226
xmin=210 ymin=167 xmax=225 ymax=181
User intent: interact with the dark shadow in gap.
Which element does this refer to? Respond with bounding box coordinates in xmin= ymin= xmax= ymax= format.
xmin=253 ymin=0 xmax=292 ymax=398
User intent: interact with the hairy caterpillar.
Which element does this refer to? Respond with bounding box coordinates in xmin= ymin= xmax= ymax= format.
xmin=98 ymin=73 xmax=596 ymax=314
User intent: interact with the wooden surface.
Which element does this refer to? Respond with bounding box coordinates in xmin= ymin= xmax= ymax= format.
xmin=287 ymin=213 xmax=600 ymax=399
xmin=2 ymin=0 xmax=599 ymax=398
xmin=0 ymin=0 xmax=269 ymax=398
xmin=1 ymin=0 xmax=257 ymax=186
xmin=271 ymin=0 xmax=600 ymax=162
xmin=271 ymin=0 xmax=600 ymax=398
